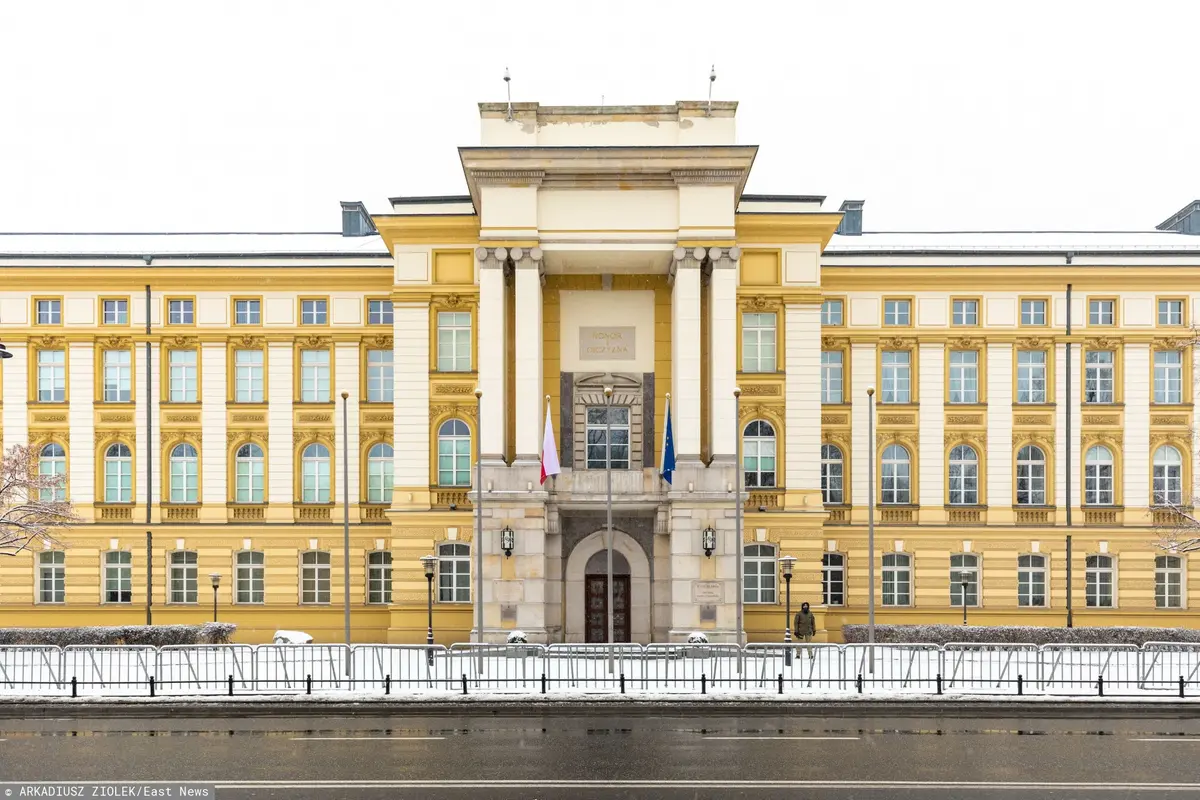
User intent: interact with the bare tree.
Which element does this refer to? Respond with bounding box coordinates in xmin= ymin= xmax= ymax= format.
xmin=0 ymin=444 xmax=80 ymax=556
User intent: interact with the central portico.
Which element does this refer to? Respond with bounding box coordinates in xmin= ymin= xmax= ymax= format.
xmin=377 ymin=101 xmax=837 ymax=643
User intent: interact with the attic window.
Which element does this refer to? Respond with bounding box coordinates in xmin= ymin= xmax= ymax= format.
xmin=340 ymin=202 xmax=376 ymax=237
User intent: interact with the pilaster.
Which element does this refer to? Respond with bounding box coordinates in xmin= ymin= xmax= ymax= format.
xmin=1123 ymin=343 xmax=1151 ymax=513
xmin=513 ymin=247 xmax=545 ymax=463
xmin=390 ymin=300 xmax=430 ymax=510
xmin=266 ymin=342 xmax=293 ymax=519
xmin=67 ymin=342 xmax=94 ymax=519
xmin=199 ymin=342 xmax=226 ymax=521
xmin=850 ymin=342 xmax=876 ymax=520
xmin=918 ymin=342 xmax=945 ymax=520
xmin=335 ymin=342 xmax=361 ymax=522
xmin=708 ymin=248 xmax=739 ymax=461
xmin=987 ymin=343 xmax=1013 ymax=523
xmin=671 ymin=247 xmax=702 ymax=462
xmin=134 ymin=342 xmax=161 ymax=511
xmin=477 ymin=247 xmax=508 ymax=464
xmin=784 ymin=301 xmax=822 ymax=508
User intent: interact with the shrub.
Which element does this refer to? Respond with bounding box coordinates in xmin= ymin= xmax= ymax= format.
xmin=0 ymin=623 xmax=236 ymax=647
xmin=841 ymin=624 xmax=1200 ymax=647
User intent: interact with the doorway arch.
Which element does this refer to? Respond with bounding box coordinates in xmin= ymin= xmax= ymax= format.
xmin=564 ymin=529 xmax=651 ymax=643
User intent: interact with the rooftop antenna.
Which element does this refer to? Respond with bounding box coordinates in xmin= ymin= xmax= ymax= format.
xmin=707 ymin=65 xmax=716 ymax=115
xmin=504 ymin=67 xmax=512 ymax=121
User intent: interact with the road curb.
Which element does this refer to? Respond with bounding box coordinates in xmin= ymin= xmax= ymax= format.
xmin=1 ymin=697 xmax=1197 ymax=719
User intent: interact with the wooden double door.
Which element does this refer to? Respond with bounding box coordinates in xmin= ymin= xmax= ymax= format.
xmin=585 ymin=574 xmax=631 ymax=643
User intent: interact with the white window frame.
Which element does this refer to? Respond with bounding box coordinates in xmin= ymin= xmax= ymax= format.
xmin=235 ymin=551 xmax=265 ymax=604
xmin=234 ymin=443 xmax=265 ymax=504
xmin=1084 ymin=350 xmax=1115 ymax=404
xmin=883 ymin=299 xmax=910 ymax=326
xmin=102 ymin=299 xmax=128 ymax=325
xmin=1085 ymin=555 xmax=1115 ymax=608
xmin=169 ymin=550 xmax=198 ymax=604
xmin=234 ymin=349 xmax=264 ymax=403
xmin=1016 ymin=350 xmax=1047 ymax=404
xmin=882 ymin=553 xmax=911 ymax=606
xmin=881 ymin=351 xmax=911 ymax=404
xmin=301 ymin=443 xmax=331 ymax=503
xmin=366 ymin=349 xmax=394 ymax=403
xmin=821 ymin=351 xmax=843 ymax=404
xmin=947 ymin=444 xmax=978 ymax=505
xmin=743 ymin=544 xmax=777 ymax=604
xmin=366 ymin=443 xmax=394 ymax=504
xmin=952 ymin=299 xmax=978 ymax=326
xmin=742 ymin=420 xmax=777 ymax=489
xmin=820 ymin=444 xmax=843 ymax=504
xmin=168 ymin=349 xmax=198 ymax=403
xmin=104 ymin=551 xmax=132 ymax=604
xmin=37 ymin=349 xmax=66 ymax=402
xmin=1089 ymin=299 xmax=1115 ymax=326
xmin=234 ymin=299 xmax=260 ymax=325
xmin=367 ymin=551 xmax=392 ymax=604
xmin=1020 ymin=299 xmax=1047 ymax=326
xmin=300 ymin=551 xmax=331 ymax=604
xmin=1158 ymin=299 xmax=1184 ymax=327
xmin=1084 ymin=445 xmax=1115 ymax=506
xmin=1155 ymin=555 xmax=1184 ymax=609
xmin=38 ymin=443 xmax=66 ymax=502
xmin=436 ymin=311 xmax=472 ymax=372
xmin=948 ymin=350 xmax=978 ymax=404
xmin=167 ymin=299 xmax=194 ymax=325
xmin=881 ymin=444 xmax=911 ymax=505
xmin=104 ymin=443 xmax=132 ymax=503
xmin=368 ymin=299 xmax=393 ymax=326
xmin=168 ymin=443 xmax=199 ymax=504
xmin=300 ymin=299 xmax=327 ymax=326
xmin=1016 ymin=445 xmax=1047 ymax=506
xmin=299 ymin=349 xmax=330 ymax=403
xmin=36 ymin=299 xmax=62 ymax=325
xmin=103 ymin=349 xmax=132 ymax=403
xmin=950 ymin=553 xmax=979 ymax=607
xmin=586 ymin=406 xmax=631 ymax=470
xmin=437 ymin=419 xmax=472 ymax=486
xmin=822 ymin=553 xmax=845 ymax=606
xmin=741 ymin=312 xmax=777 ymax=373
xmin=1153 ymin=445 xmax=1184 ymax=507
xmin=438 ymin=543 xmax=471 ymax=603
xmin=1018 ymin=554 xmax=1047 ymax=607
xmin=821 ymin=299 xmax=843 ymax=326
xmin=1154 ymin=351 xmax=1183 ymax=404
xmin=38 ymin=551 xmax=65 ymax=604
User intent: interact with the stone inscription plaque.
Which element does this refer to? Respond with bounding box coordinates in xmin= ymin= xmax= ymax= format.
xmin=579 ymin=326 xmax=636 ymax=361
xmin=693 ymin=581 xmax=723 ymax=604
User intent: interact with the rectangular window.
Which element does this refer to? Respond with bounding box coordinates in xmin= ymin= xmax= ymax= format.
xmin=36 ymin=349 xmax=66 ymax=402
xmin=1158 ymin=299 xmax=1185 ymax=327
xmin=880 ymin=351 xmax=911 ymax=404
xmin=950 ymin=554 xmax=979 ymax=607
xmin=233 ymin=349 xmax=264 ymax=403
xmin=168 ymin=349 xmax=198 ymax=403
xmin=821 ymin=299 xmax=843 ymax=326
xmin=169 ymin=551 xmax=198 ymax=604
xmin=822 ymin=553 xmax=845 ymax=606
xmin=300 ymin=299 xmax=328 ymax=325
xmin=1017 ymin=555 xmax=1047 ymax=607
xmin=167 ymin=299 xmax=194 ymax=325
xmin=234 ymin=445 xmax=264 ymax=504
xmin=102 ymin=299 xmax=128 ymax=325
xmin=300 ymin=350 xmax=330 ymax=402
xmin=1155 ymin=556 xmax=1183 ymax=609
xmin=436 ymin=311 xmax=472 ymax=372
xmin=741 ymin=312 xmax=777 ymax=373
xmin=301 ymin=551 xmax=331 ymax=604
xmin=883 ymin=299 xmax=911 ymax=326
xmin=1086 ymin=556 xmax=1114 ymax=608
xmin=366 ymin=349 xmax=394 ymax=403
xmin=38 ymin=551 xmax=65 ymax=604
xmin=948 ymin=350 xmax=978 ymax=404
xmin=1016 ymin=350 xmax=1047 ymax=403
xmin=36 ymin=299 xmax=62 ymax=325
xmin=820 ymin=351 xmax=843 ymax=404
xmin=104 ymin=551 xmax=132 ymax=604
xmin=438 ymin=544 xmax=471 ymax=603
xmin=1084 ymin=350 xmax=1115 ymax=404
xmin=368 ymin=299 xmax=393 ymax=326
xmin=1089 ymin=299 xmax=1115 ymax=326
xmin=102 ymin=350 xmax=132 ymax=403
xmin=234 ymin=299 xmax=261 ymax=325
xmin=1154 ymin=351 xmax=1183 ymax=404
xmin=952 ymin=299 xmax=979 ymax=326
xmin=367 ymin=551 xmax=392 ymax=604
xmin=585 ymin=407 xmax=630 ymax=469
xmin=882 ymin=554 xmax=911 ymax=606
xmin=1020 ymin=299 xmax=1047 ymax=326
xmin=236 ymin=551 xmax=265 ymax=604
xmin=743 ymin=546 xmax=777 ymax=604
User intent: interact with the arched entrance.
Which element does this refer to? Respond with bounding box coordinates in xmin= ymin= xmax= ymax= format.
xmin=564 ymin=529 xmax=651 ymax=643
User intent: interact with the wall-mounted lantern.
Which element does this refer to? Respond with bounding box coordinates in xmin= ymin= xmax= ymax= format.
xmin=501 ymin=525 xmax=515 ymax=558
xmin=701 ymin=526 xmax=717 ymax=558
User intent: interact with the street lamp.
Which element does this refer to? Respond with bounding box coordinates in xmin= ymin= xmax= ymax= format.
xmin=701 ymin=526 xmax=716 ymax=558
xmin=341 ymin=391 xmax=351 ymax=658
xmin=780 ymin=555 xmax=796 ymax=667
xmin=962 ymin=579 xmax=969 ymax=625
xmin=866 ymin=386 xmax=876 ymax=675
xmin=421 ymin=555 xmax=437 ymax=665
xmin=0 ymin=342 xmax=12 ymax=359
xmin=209 ymin=573 xmax=221 ymax=622
xmin=734 ymin=386 xmax=744 ymax=661
xmin=501 ymin=525 xmax=515 ymax=558
xmin=603 ymin=384 xmax=614 ymax=675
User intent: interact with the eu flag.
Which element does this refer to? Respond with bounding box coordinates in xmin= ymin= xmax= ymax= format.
xmin=660 ymin=396 xmax=676 ymax=485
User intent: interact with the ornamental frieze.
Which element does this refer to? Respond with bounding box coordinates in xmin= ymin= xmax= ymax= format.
xmin=293 ymin=430 xmax=333 ymax=446
xmin=739 ymin=384 xmax=780 ymax=396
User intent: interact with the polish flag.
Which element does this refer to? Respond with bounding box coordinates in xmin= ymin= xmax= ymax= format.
xmin=540 ymin=400 xmax=561 ymax=485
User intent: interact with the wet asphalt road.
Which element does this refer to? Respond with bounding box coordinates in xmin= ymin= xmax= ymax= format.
xmin=1 ymin=713 xmax=1199 ymax=799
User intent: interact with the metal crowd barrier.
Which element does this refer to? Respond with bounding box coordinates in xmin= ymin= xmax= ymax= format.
xmin=1 ymin=641 xmax=1197 ymax=698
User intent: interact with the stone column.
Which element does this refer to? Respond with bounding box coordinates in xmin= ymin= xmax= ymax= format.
xmin=671 ymin=247 xmax=703 ymax=463
xmin=513 ymin=247 xmax=545 ymax=465
xmin=476 ymin=247 xmax=508 ymax=464
xmin=708 ymin=248 xmax=739 ymax=462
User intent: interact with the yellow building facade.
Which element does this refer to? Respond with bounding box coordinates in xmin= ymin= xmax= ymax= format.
xmin=1 ymin=101 xmax=1198 ymax=643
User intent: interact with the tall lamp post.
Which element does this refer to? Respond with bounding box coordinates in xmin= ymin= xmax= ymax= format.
xmin=340 ymin=392 xmax=351 ymax=665
xmin=421 ymin=555 xmax=436 ymax=666
xmin=474 ymin=388 xmax=483 ymax=658
xmin=866 ymin=386 xmax=876 ymax=675
xmin=209 ymin=573 xmax=221 ymax=623
xmin=734 ymin=386 xmax=743 ymax=665
xmin=780 ymin=555 xmax=796 ymax=668
xmin=962 ymin=579 xmax=969 ymax=626
xmin=603 ymin=385 xmax=614 ymax=675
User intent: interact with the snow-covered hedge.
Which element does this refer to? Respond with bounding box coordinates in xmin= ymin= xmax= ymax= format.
xmin=841 ymin=624 xmax=1200 ymax=647
xmin=0 ymin=623 xmax=236 ymax=647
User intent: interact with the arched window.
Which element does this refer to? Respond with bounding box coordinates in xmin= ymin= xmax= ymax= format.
xmin=881 ymin=444 xmax=911 ymax=504
xmin=1153 ymin=445 xmax=1183 ymax=507
xmin=1155 ymin=555 xmax=1183 ymax=609
xmin=1084 ymin=445 xmax=1114 ymax=506
xmin=437 ymin=542 xmax=471 ymax=602
xmin=743 ymin=544 xmax=777 ymax=604
xmin=104 ymin=443 xmax=132 ymax=503
xmin=38 ymin=443 xmax=66 ymax=502
xmin=234 ymin=443 xmax=264 ymax=504
xmin=743 ymin=421 xmax=776 ymax=488
xmin=437 ymin=420 xmax=471 ymax=487
xmin=367 ymin=443 xmax=394 ymax=504
xmin=950 ymin=553 xmax=979 ymax=607
xmin=948 ymin=444 xmax=978 ymax=505
xmin=1086 ymin=554 xmax=1115 ymax=608
xmin=168 ymin=443 xmax=199 ymax=504
xmin=1018 ymin=554 xmax=1047 ymax=607
xmin=820 ymin=444 xmax=843 ymax=504
xmin=301 ymin=443 xmax=331 ymax=503
xmin=1016 ymin=445 xmax=1046 ymax=506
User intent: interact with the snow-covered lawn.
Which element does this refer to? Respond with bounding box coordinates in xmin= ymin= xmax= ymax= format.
xmin=0 ymin=642 xmax=1197 ymax=699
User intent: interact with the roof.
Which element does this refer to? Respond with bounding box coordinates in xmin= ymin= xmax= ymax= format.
xmin=0 ymin=232 xmax=391 ymax=258
xmin=824 ymin=231 xmax=1200 ymax=255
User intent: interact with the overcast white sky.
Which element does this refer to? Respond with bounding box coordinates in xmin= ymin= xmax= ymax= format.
xmin=1 ymin=1 xmax=1196 ymax=234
